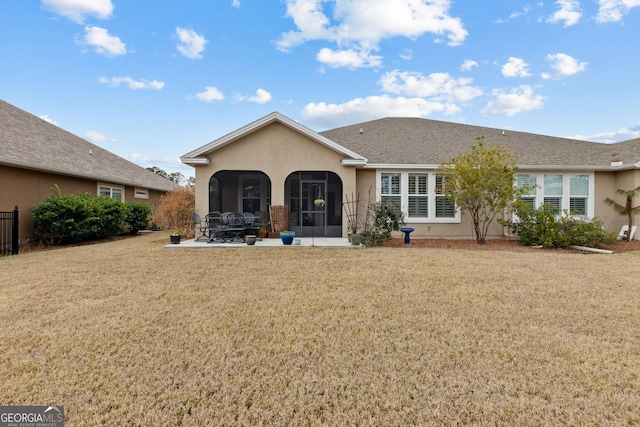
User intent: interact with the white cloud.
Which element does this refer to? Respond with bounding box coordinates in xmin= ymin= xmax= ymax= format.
xmin=77 ymin=26 xmax=127 ymax=57
xmin=237 ymin=88 xmax=272 ymax=104
xmin=231 ymin=0 xmax=241 ymax=7
xmin=84 ymin=130 xmax=117 ymax=143
xmin=547 ymin=0 xmax=582 ymax=27
xmin=481 ymin=85 xmax=545 ymax=116
xmin=546 ymin=52 xmax=587 ymax=77
xmin=460 ymin=59 xmax=478 ymax=71
xmin=39 ymin=115 xmax=59 ymax=126
xmin=276 ymin=0 xmax=333 ymax=51
xmin=570 ymin=124 xmax=640 ymax=143
xmin=495 ymin=5 xmax=533 ymax=23
xmin=194 ymin=86 xmax=225 ymax=102
xmin=99 ymin=76 xmax=165 ymax=90
xmin=379 ymin=70 xmax=482 ymax=103
xmin=596 ymin=0 xmax=640 ymax=23
xmin=501 ymin=57 xmax=532 ymax=78
xmin=276 ymin=0 xmax=467 ymax=69
xmin=176 ymin=27 xmax=208 ymax=59
xmin=42 ymin=0 xmax=114 ymax=23
xmin=317 ymin=47 xmax=382 ymax=69
xmin=301 ymin=94 xmax=458 ymax=128
xmin=399 ymin=48 xmax=413 ymax=60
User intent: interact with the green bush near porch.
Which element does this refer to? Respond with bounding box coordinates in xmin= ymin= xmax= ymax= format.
xmin=501 ymin=202 xmax=617 ymax=248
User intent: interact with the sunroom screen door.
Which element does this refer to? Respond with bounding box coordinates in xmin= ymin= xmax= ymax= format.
xmin=300 ymin=180 xmax=326 ymax=237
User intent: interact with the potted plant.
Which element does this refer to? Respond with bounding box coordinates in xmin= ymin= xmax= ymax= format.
xmin=280 ymin=230 xmax=295 ymax=245
xmin=258 ymin=227 xmax=268 ymax=238
xmin=314 ymin=186 xmax=325 ymax=207
xmin=350 ymin=233 xmax=362 ymax=245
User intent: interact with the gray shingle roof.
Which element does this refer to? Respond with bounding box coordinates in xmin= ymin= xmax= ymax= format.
xmin=611 ymin=138 xmax=640 ymax=164
xmin=320 ymin=117 xmax=640 ymax=169
xmin=0 ymin=99 xmax=178 ymax=191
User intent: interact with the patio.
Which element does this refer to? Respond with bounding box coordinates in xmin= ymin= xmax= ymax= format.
xmin=165 ymin=236 xmax=356 ymax=248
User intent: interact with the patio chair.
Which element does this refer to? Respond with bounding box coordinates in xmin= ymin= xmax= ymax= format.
xmin=206 ymin=212 xmax=226 ymax=243
xmin=243 ymin=212 xmax=257 ymax=234
xmin=253 ymin=211 xmax=269 ymax=229
xmin=192 ymin=212 xmax=209 ymax=241
xmin=225 ymin=212 xmax=247 ymax=243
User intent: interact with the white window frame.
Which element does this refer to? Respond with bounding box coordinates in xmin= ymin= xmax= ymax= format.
xmin=377 ymin=171 xmax=460 ymax=223
xmin=134 ymin=188 xmax=149 ymax=199
xmin=98 ymin=183 xmax=125 ymax=202
xmin=515 ymin=172 xmax=594 ymax=218
xmin=569 ymin=174 xmax=590 ymax=217
xmin=408 ymin=173 xmax=429 ymax=218
xmin=516 ymin=173 xmax=537 ymax=208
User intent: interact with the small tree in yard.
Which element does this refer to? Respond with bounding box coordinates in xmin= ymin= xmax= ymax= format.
xmin=153 ymin=187 xmax=195 ymax=238
xmin=438 ymin=137 xmax=526 ymax=245
xmin=605 ymin=186 xmax=640 ymax=241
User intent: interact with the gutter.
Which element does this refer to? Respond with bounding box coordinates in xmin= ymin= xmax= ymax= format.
xmin=363 ymin=163 xmax=639 ymax=171
xmin=181 ymin=156 xmax=210 ymax=166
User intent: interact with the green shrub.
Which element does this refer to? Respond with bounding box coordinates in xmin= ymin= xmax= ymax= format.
xmin=95 ymin=196 xmax=127 ymax=237
xmin=125 ymin=202 xmax=152 ymax=234
xmin=32 ymin=187 xmax=125 ymax=245
xmin=362 ymin=201 xmax=405 ymax=247
xmin=501 ymin=202 xmax=616 ymax=248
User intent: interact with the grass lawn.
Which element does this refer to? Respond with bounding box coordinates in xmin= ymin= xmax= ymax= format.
xmin=1 ymin=232 xmax=639 ymax=425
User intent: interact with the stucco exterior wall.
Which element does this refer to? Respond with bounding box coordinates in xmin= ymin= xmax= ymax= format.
xmin=193 ymin=122 xmax=359 ymax=235
xmin=354 ymin=168 xmax=505 ymax=240
xmin=596 ymin=169 xmax=640 ymax=239
xmin=0 ymin=165 xmax=164 ymax=240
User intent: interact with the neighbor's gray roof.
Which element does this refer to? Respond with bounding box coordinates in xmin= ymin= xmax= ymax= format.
xmin=0 ymin=99 xmax=178 ymax=191
xmin=320 ymin=117 xmax=640 ymax=170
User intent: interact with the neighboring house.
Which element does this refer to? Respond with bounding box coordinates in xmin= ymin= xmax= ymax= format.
xmin=0 ymin=99 xmax=179 ymax=240
xmin=183 ymin=112 xmax=639 ymax=241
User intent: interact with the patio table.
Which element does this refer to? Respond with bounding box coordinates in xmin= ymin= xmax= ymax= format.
xmin=207 ymin=212 xmax=257 ymax=243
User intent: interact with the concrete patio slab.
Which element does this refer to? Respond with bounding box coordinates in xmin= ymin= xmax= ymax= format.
xmin=164 ymin=237 xmax=358 ymax=249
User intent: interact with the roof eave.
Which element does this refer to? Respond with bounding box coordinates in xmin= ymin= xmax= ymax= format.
xmin=518 ymin=164 xmax=640 ymax=171
xmin=180 ymin=156 xmax=210 ymax=166
xmin=363 ymin=163 xmax=439 ymax=169
xmin=181 ymin=112 xmax=367 ymax=163
xmin=341 ymin=158 xmax=368 ymax=167
xmin=362 ymin=162 xmax=640 ymax=171
xmin=0 ymin=158 xmax=178 ymax=192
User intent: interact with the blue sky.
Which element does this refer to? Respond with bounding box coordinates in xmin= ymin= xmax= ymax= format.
xmin=1 ymin=0 xmax=639 ymax=179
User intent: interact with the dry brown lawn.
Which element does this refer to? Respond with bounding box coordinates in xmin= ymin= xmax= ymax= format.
xmin=1 ymin=232 xmax=639 ymax=426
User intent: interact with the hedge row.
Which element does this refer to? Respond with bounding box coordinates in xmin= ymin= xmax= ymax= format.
xmin=501 ymin=202 xmax=617 ymax=248
xmin=32 ymin=189 xmax=152 ymax=246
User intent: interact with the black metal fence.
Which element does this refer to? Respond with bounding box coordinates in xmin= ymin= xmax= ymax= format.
xmin=0 ymin=206 xmax=19 ymax=255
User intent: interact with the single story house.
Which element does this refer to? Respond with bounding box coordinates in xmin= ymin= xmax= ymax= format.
xmin=181 ymin=112 xmax=640 ymax=240
xmin=0 ymin=99 xmax=179 ymax=240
